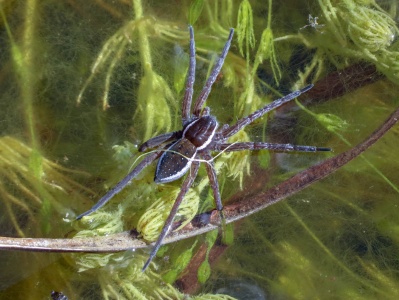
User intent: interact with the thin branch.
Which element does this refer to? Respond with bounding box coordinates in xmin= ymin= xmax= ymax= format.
xmin=0 ymin=103 xmax=398 ymax=253
xmin=277 ymin=64 xmax=382 ymax=114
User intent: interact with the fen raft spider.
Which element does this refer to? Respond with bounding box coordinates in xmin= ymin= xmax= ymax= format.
xmin=77 ymin=26 xmax=330 ymax=271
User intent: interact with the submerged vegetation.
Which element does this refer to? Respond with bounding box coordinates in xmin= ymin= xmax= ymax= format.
xmin=0 ymin=0 xmax=399 ymax=299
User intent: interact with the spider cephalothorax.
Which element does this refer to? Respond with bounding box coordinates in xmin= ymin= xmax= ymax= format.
xmin=152 ymin=114 xmax=218 ymax=184
xmin=77 ymin=26 xmax=330 ymax=271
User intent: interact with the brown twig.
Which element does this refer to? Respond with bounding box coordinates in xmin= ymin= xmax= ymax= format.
xmin=0 ymin=102 xmax=398 ymax=253
xmin=277 ymin=64 xmax=382 ymax=114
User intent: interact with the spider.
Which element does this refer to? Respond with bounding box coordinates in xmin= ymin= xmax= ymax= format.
xmin=300 ymin=14 xmax=325 ymax=31
xmin=77 ymin=26 xmax=330 ymax=271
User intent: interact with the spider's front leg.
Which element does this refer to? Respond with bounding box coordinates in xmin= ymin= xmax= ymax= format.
xmin=192 ymin=28 xmax=234 ymax=117
xmin=138 ymin=131 xmax=181 ymax=152
xmin=182 ymin=25 xmax=196 ymax=125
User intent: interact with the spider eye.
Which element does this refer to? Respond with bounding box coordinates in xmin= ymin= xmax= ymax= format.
xmin=154 ymin=138 xmax=197 ymax=183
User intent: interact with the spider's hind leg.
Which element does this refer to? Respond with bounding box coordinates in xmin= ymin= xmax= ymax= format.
xmin=200 ymin=151 xmax=228 ymax=237
xmin=76 ymin=151 xmax=161 ymax=220
xmin=142 ymin=161 xmax=200 ymax=272
xmin=201 ymin=151 xmax=223 ymax=211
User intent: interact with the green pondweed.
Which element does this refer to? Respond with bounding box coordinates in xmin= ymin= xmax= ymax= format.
xmin=0 ymin=136 xmax=92 ymax=237
xmin=73 ymin=0 xmax=325 ymax=280
xmin=8 ymin=0 xmax=396 ymax=299
xmin=236 ymin=0 xmax=255 ymax=63
xmin=299 ymin=0 xmax=399 ymax=83
xmin=9 ymin=1 xmax=398 ymax=298
xmin=198 ymin=230 xmax=218 ymax=284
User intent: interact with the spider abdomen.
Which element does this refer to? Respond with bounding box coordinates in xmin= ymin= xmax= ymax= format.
xmin=183 ymin=116 xmax=218 ymax=150
xmin=154 ymin=138 xmax=197 ymax=184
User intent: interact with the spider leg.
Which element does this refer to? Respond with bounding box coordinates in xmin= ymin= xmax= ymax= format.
xmin=142 ymin=160 xmax=200 ymax=271
xmin=76 ymin=151 xmax=162 ymax=220
xmin=214 ymin=142 xmax=331 ymax=153
xmin=182 ymin=26 xmax=196 ymax=125
xmin=200 ymin=151 xmax=227 ymax=235
xmin=138 ymin=131 xmax=181 ymax=152
xmin=200 ymin=151 xmax=223 ymax=211
xmin=193 ymin=29 xmax=234 ymax=117
xmin=216 ymin=85 xmax=314 ymax=140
